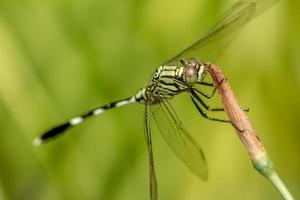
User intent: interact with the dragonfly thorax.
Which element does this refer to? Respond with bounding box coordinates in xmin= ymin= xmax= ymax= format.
xmin=135 ymin=59 xmax=207 ymax=104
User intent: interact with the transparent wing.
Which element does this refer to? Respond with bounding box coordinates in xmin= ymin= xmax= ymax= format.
xmin=164 ymin=0 xmax=279 ymax=66
xmin=150 ymin=97 xmax=208 ymax=179
xmin=145 ymin=103 xmax=158 ymax=200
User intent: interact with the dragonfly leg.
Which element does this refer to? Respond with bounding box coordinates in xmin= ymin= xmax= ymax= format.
xmin=199 ymin=82 xmax=214 ymax=87
xmin=193 ymin=82 xmax=217 ymax=98
xmin=191 ymin=89 xmax=225 ymax=112
xmin=193 ymin=85 xmax=249 ymax=112
xmin=191 ymin=95 xmax=230 ymax=123
xmin=191 ymin=95 xmax=245 ymax=132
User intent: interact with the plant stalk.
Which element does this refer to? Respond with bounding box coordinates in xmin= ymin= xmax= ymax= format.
xmin=206 ymin=63 xmax=294 ymax=200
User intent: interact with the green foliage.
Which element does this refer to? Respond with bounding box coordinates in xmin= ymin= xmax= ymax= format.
xmin=0 ymin=0 xmax=299 ymax=199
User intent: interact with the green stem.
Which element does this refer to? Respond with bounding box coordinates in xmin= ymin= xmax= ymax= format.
xmin=269 ymin=171 xmax=295 ymax=200
xmin=207 ymin=64 xmax=295 ymax=200
xmin=252 ymin=153 xmax=295 ymax=200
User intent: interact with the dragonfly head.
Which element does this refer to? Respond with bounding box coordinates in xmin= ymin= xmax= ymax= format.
xmin=181 ymin=59 xmax=207 ymax=86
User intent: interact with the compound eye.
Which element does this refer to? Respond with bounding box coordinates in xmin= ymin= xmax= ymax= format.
xmin=184 ymin=66 xmax=198 ymax=86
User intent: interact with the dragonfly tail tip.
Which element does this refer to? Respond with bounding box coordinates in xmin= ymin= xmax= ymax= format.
xmin=33 ymin=137 xmax=43 ymax=146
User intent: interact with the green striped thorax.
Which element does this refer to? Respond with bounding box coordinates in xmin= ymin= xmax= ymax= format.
xmin=135 ymin=58 xmax=208 ymax=104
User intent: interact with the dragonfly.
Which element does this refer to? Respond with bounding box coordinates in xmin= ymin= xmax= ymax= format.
xmin=33 ymin=0 xmax=278 ymax=199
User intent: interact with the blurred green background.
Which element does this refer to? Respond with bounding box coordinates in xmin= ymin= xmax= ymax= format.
xmin=0 ymin=0 xmax=299 ymax=199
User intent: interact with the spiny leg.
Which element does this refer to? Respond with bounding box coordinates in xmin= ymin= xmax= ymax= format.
xmin=192 ymin=85 xmax=217 ymax=99
xmin=192 ymin=86 xmax=249 ymax=112
xmin=191 ymin=93 xmax=246 ymax=131
xmin=172 ymin=79 xmax=217 ymax=98
xmin=33 ymin=96 xmax=136 ymax=145
xmin=199 ymin=82 xmax=214 ymax=87
xmin=190 ymin=94 xmax=230 ymax=123
xmin=194 ymin=76 xmax=227 ymax=99
xmin=191 ymin=89 xmax=225 ymax=112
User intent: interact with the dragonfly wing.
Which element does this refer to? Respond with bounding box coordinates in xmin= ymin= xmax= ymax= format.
xmin=145 ymin=103 xmax=158 ymax=200
xmin=164 ymin=0 xmax=279 ymax=65
xmin=150 ymin=97 xmax=208 ymax=180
